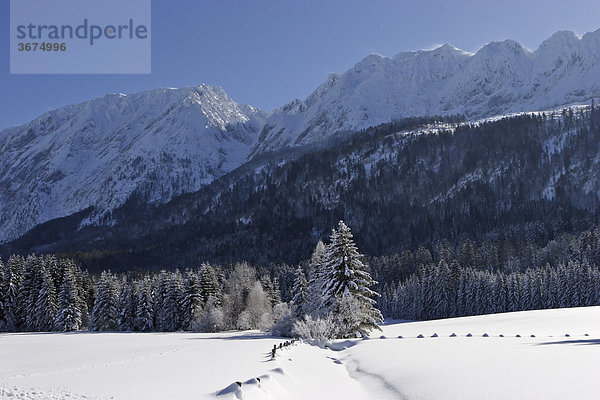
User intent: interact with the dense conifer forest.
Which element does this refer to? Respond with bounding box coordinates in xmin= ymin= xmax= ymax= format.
xmin=3 ymin=107 xmax=599 ymax=272
xmin=2 ymin=222 xmax=599 ymax=335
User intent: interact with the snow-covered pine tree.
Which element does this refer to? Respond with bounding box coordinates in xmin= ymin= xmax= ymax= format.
xmin=70 ymin=259 xmax=91 ymax=330
xmin=419 ymin=264 xmax=434 ymax=320
xmin=304 ymin=240 xmax=326 ymax=317
xmin=0 ymin=259 xmax=5 ymax=330
xmin=157 ymin=271 xmax=184 ymax=331
xmin=291 ymin=266 xmax=308 ymax=317
xmin=91 ymin=271 xmax=119 ymax=331
xmin=585 ymin=261 xmax=600 ymax=306
xmin=45 ymin=255 xmax=61 ymax=292
xmin=376 ymin=283 xmax=394 ymax=318
xmin=260 ymin=275 xmax=281 ymax=308
xmin=3 ymin=255 xmax=24 ymax=331
xmin=449 ymin=260 xmax=462 ymax=317
xmin=320 ymin=221 xmax=383 ymax=337
xmin=496 ymin=274 xmax=509 ymax=313
xmin=54 ymin=265 xmax=82 ymax=332
xmin=19 ymin=255 xmax=42 ymax=331
xmin=134 ymin=277 xmax=154 ymax=332
xmin=432 ymin=261 xmax=451 ymax=319
xmin=199 ymin=263 xmax=221 ymax=306
xmin=507 ymin=273 xmax=522 ymax=312
xmin=180 ymin=269 xmax=202 ymax=331
xmin=35 ymin=264 xmax=57 ymax=332
xmin=117 ymin=279 xmax=136 ymax=331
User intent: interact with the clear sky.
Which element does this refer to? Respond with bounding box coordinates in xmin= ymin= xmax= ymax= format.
xmin=1 ymin=0 xmax=599 ymax=129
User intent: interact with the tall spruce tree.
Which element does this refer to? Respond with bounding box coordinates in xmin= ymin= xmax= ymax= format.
xmin=19 ymin=255 xmax=42 ymax=331
xmin=157 ymin=271 xmax=184 ymax=331
xmin=35 ymin=265 xmax=57 ymax=332
xmin=180 ymin=269 xmax=202 ymax=331
xmin=134 ymin=278 xmax=154 ymax=332
xmin=320 ymin=221 xmax=383 ymax=337
xmin=3 ymin=256 xmax=24 ymax=331
xmin=91 ymin=271 xmax=119 ymax=331
xmin=291 ymin=266 xmax=308 ymax=317
xmin=55 ymin=265 xmax=82 ymax=331
xmin=199 ymin=263 xmax=221 ymax=306
xmin=304 ymin=240 xmax=326 ymax=316
xmin=0 ymin=259 xmax=5 ymax=329
xmin=117 ymin=279 xmax=136 ymax=331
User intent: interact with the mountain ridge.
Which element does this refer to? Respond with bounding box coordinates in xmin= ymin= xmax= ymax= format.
xmin=0 ymin=84 xmax=265 ymax=243
xmin=1 ymin=29 xmax=600 ymax=245
xmin=250 ymin=29 xmax=600 ymax=155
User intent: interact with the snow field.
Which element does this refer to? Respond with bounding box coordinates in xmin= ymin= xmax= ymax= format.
xmin=0 ymin=331 xmax=286 ymax=400
xmin=341 ymin=306 xmax=600 ymax=400
xmin=1 ymin=306 xmax=599 ymax=400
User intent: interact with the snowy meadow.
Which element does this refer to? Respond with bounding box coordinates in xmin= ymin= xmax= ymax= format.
xmin=1 ymin=306 xmax=599 ymax=399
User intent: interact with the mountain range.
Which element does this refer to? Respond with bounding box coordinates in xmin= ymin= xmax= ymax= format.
xmin=0 ymin=85 xmax=264 ymax=243
xmin=1 ymin=29 xmax=599 ymax=255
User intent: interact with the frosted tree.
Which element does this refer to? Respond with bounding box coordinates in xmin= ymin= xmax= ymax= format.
xmin=91 ymin=271 xmax=120 ymax=331
xmin=304 ymin=240 xmax=326 ymax=316
xmin=19 ymin=255 xmax=42 ymax=331
xmin=35 ymin=265 xmax=57 ymax=332
xmin=134 ymin=278 xmax=154 ymax=332
xmin=180 ymin=269 xmax=202 ymax=331
xmin=585 ymin=262 xmax=600 ymax=306
xmin=199 ymin=263 xmax=221 ymax=306
xmin=72 ymin=260 xmax=92 ymax=330
xmin=432 ymin=261 xmax=451 ymax=319
xmin=3 ymin=256 xmax=24 ymax=331
xmin=54 ymin=266 xmax=82 ymax=332
xmin=237 ymin=281 xmax=272 ymax=330
xmin=0 ymin=259 xmax=5 ymax=329
xmin=320 ymin=221 xmax=383 ymax=337
xmin=223 ymin=262 xmax=256 ymax=329
xmin=261 ymin=275 xmax=281 ymax=307
xmin=270 ymin=302 xmax=294 ymax=336
xmin=194 ymin=295 xmax=224 ymax=332
xmin=291 ymin=266 xmax=308 ymax=317
xmin=157 ymin=271 xmax=184 ymax=331
xmin=117 ymin=279 xmax=136 ymax=331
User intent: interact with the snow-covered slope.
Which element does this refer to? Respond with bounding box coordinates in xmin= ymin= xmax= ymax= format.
xmin=2 ymin=29 xmax=599 ymax=245
xmin=0 ymin=307 xmax=598 ymax=399
xmin=251 ymin=29 xmax=600 ymax=156
xmin=0 ymin=85 xmax=265 ymax=243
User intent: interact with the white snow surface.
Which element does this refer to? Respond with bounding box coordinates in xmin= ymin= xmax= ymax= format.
xmin=1 ymin=306 xmax=599 ymax=399
xmin=0 ymin=84 xmax=265 ymax=243
xmin=251 ymin=29 xmax=600 ymax=155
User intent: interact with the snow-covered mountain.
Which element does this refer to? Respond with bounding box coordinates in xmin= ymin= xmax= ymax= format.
xmin=250 ymin=29 xmax=600 ymax=156
xmin=0 ymin=84 xmax=265 ymax=243
xmin=2 ymin=29 xmax=600 ymax=245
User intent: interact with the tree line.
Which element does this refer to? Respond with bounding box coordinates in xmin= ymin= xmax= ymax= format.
xmin=0 ymin=254 xmax=285 ymax=333
xmin=2 ymin=220 xmax=599 ymax=334
xmin=379 ymin=259 xmax=600 ymax=321
xmin=0 ymin=221 xmax=382 ymax=339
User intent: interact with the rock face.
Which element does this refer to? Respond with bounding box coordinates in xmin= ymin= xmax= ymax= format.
xmin=250 ymin=30 xmax=600 ymax=156
xmin=0 ymin=84 xmax=265 ymax=243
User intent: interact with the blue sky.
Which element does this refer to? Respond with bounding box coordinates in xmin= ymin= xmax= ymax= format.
xmin=2 ymin=0 xmax=600 ymax=129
